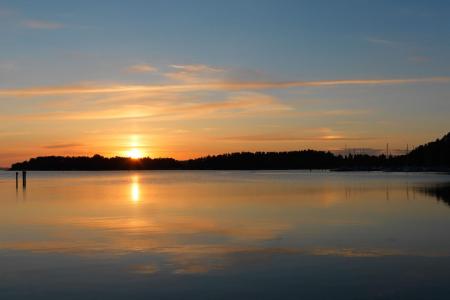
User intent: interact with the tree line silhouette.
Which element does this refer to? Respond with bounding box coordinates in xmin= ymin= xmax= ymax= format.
xmin=10 ymin=132 xmax=450 ymax=171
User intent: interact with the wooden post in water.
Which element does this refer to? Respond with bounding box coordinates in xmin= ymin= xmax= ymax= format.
xmin=22 ymin=171 xmax=27 ymax=188
xmin=15 ymin=172 xmax=18 ymax=189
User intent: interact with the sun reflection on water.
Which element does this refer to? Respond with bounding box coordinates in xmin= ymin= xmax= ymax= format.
xmin=131 ymin=175 xmax=140 ymax=203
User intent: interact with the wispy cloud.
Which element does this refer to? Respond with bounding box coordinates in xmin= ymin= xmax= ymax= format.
xmin=365 ymin=37 xmax=399 ymax=47
xmin=44 ymin=143 xmax=84 ymax=149
xmin=220 ymin=134 xmax=372 ymax=142
xmin=219 ymin=127 xmax=373 ymax=143
xmin=22 ymin=19 xmax=64 ymax=29
xmin=365 ymin=37 xmax=432 ymax=65
xmin=1 ymin=76 xmax=448 ymax=97
xmin=165 ymin=64 xmax=225 ymax=82
xmin=170 ymin=64 xmax=224 ymax=73
xmin=125 ymin=64 xmax=158 ymax=73
xmin=0 ymin=92 xmax=291 ymax=121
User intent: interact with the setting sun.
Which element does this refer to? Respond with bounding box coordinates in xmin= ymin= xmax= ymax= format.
xmin=127 ymin=148 xmax=143 ymax=159
xmin=1 ymin=1 xmax=450 ymax=299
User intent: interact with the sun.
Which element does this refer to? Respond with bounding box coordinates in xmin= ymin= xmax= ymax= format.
xmin=127 ymin=148 xmax=143 ymax=159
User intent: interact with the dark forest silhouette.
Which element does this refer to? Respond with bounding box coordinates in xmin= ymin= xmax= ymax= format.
xmin=10 ymin=132 xmax=450 ymax=171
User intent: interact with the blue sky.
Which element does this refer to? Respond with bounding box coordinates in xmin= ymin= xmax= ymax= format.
xmin=0 ymin=0 xmax=449 ymax=165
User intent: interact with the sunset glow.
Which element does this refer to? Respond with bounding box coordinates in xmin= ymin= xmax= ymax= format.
xmin=0 ymin=1 xmax=449 ymax=167
xmin=1 ymin=1 xmax=450 ymax=299
xmin=127 ymin=148 xmax=144 ymax=159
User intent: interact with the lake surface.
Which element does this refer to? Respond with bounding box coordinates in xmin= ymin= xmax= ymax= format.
xmin=1 ymin=171 xmax=450 ymax=299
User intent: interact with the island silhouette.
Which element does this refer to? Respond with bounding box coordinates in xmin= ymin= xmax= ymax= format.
xmin=10 ymin=132 xmax=450 ymax=171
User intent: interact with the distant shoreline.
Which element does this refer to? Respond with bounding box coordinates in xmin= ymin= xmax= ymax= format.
xmin=8 ymin=132 xmax=450 ymax=172
xmin=4 ymin=167 xmax=450 ymax=173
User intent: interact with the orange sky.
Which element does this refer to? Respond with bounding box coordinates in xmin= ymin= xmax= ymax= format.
xmin=2 ymin=75 xmax=449 ymax=166
xmin=1 ymin=1 xmax=450 ymax=167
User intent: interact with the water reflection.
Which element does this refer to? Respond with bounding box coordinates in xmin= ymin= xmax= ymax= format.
xmin=131 ymin=175 xmax=140 ymax=203
xmin=416 ymin=183 xmax=450 ymax=207
xmin=1 ymin=171 xmax=450 ymax=299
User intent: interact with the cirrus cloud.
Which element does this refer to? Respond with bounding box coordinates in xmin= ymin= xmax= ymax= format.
xmin=165 ymin=64 xmax=225 ymax=82
xmin=1 ymin=76 xmax=449 ymax=97
xmin=0 ymin=92 xmax=291 ymax=122
xmin=125 ymin=64 xmax=158 ymax=73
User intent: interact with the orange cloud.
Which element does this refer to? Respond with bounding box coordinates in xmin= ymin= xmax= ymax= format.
xmin=125 ymin=64 xmax=158 ymax=73
xmin=0 ymin=92 xmax=290 ymax=121
xmin=1 ymin=77 xmax=448 ymax=97
xmin=44 ymin=143 xmax=84 ymax=149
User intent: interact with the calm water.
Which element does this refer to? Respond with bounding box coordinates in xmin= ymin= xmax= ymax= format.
xmin=1 ymin=171 xmax=450 ymax=299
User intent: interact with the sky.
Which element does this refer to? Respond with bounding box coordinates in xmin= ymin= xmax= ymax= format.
xmin=0 ymin=0 xmax=450 ymax=166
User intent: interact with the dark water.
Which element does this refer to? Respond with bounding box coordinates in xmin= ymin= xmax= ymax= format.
xmin=1 ymin=171 xmax=450 ymax=299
